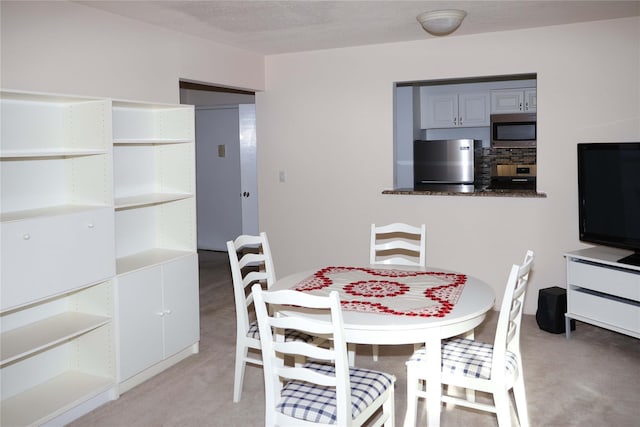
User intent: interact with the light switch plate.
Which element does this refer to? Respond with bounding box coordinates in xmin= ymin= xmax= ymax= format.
xmin=218 ymin=144 xmax=225 ymax=157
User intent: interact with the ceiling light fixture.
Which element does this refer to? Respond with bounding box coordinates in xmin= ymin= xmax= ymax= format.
xmin=417 ymin=9 xmax=467 ymax=36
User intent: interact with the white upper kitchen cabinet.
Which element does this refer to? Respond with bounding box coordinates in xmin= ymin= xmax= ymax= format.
xmin=491 ymin=88 xmax=537 ymax=113
xmin=420 ymin=87 xmax=490 ymax=129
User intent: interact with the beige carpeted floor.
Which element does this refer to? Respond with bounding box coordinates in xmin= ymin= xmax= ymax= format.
xmin=70 ymin=250 xmax=640 ymax=427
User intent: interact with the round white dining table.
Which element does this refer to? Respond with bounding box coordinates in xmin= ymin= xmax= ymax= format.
xmin=272 ymin=265 xmax=496 ymax=427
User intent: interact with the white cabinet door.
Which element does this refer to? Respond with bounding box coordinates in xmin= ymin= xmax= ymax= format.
xmin=1 ymin=208 xmax=115 ymax=311
xmin=458 ymin=92 xmax=490 ymax=127
xmin=162 ymin=254 xmax=200 ymax=357
xmin=491 ymin=88 xmax=537 ymax=113
xmin=421 ymin=89 xmax=489 ymax=128
xmin=116 ymin=267 xmax=164 ymax=381
xmin=524 ymin=89 xmax=537 ymax=112
xmin=422 ymin=93 xmax=457 ymax=128
xmin=116 ymin=254 xmax=199 ymax=381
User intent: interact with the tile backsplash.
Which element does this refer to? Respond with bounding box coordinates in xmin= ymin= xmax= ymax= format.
xmin=475 ymin=147 xmax=537 ymax=188
xmin=492 ymin=147 xmax=537 ymax=165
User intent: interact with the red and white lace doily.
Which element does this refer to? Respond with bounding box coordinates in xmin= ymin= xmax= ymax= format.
xmin=294 ymin=266 xmax=467 ymax=317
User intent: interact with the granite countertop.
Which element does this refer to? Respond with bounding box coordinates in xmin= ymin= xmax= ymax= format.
xmin=383 ymin=188 xmax=547 ymax=198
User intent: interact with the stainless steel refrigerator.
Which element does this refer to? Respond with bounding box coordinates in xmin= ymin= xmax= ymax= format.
xmin=413 ymin=139 xmax=477 ymax=192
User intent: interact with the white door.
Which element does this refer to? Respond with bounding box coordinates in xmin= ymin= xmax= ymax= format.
xmin=239 ymin=104 xmax=258 ymax=235
xmin=195 ymin=106 xmax=258 ymax=251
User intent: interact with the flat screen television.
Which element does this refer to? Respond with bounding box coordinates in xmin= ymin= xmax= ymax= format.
xmin=577 ymin=142 xmax=640 ymax=266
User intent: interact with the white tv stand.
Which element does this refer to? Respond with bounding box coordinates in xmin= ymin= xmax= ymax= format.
xmin=565 ymin=247 xmax=640 ymax=339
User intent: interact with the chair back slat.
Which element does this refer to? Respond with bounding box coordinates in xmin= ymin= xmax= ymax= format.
xmin=273 ymin=341 xmax=335 ymax=361
xmin=271 ymin=315 xmax=334 ymax=336
xmin=276 ymin=365 xmax=340 ymax=387
xmin=506 ymin=320 xmax=518 ymax=344
xmin=370 ymin=223 xmax=426 ymax=267
xmin=242 ymin=270 xmax=269 ymax=289
xmin=238 ymin=252 xmax=268 ymax=269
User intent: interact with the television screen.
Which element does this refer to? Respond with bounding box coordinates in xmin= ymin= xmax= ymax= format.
xmin=578 ymin=142 xmax=640 ymax=266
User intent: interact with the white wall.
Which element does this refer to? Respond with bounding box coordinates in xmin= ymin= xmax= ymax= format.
xmin=2 ymin=1 xmax=638 ymax=315
xmin=0 ymin=1 xmax=265 ymax=103
xmin=257 ymin=17 xmax=640 ymax=314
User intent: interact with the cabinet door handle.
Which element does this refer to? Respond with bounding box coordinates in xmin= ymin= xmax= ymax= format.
xmin=453 ymin=117 xmax=457 ymax=125
xmin=459 ymin=116 xmax=463 ymax=125
xmin=156 ymin=311 xmax=165 ymax=317
xmin=519 ymin=102 xmax=523 ymax=110
xmin=164 ymin=309 xmax=172 ymax=315
xmin=23 ymin=234 xmax=31 ymax=240
xmin=87 ymin=223 xmax=95 ymax=228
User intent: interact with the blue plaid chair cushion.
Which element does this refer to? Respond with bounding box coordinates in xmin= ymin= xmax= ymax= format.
xmin=277 ymin=361 xmax=394 ymax=424
xmin=408 ymin=337 xmax=518 ymax=380
xmin=247 ymin=321 xmax=315 ymax=342
xmin=247 ymin=321 xmax=261 ymax=339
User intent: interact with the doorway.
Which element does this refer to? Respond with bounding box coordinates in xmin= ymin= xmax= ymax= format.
xmin=179 ymin=81 xmax=258 ymax=250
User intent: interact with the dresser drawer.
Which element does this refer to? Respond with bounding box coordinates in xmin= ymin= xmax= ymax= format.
xmin=568 ymin=287 xmax=640 ymax=334
xmin=1 ymin=208 xmax=115 ymax=310
xmin=567 ymin=260 xmax=640 ymax=302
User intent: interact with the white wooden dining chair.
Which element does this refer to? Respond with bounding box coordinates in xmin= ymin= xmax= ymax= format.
xmin=404 ymin=250 xmax=534 ymax=427
xmin=252 ymin=284 xmax=396 ymax=427
xmin=227 ymin=232 xmax=316 ymax=402
xmin=227 ymin=232 xmax=275 ymax=402
xmin=369 ymin=223 xmax=426 ymax=360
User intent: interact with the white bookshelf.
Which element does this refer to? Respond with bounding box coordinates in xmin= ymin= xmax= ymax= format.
xmin=1 ymin=372 xmax=115 ymax=427
xmin=112 ymin=101 xmax=196 ymax=272
xmin=0 ymin=281 xmax=115 ymax=427
xmin=111 ymin=100 xmax=199 ymax=392
xmin=1 ymin=312 xmax=110 ymax=365
xmin=0 ymin=90 xmax=199 ymax=424
xmin=0 ymin=92 xmax=112 ymax=220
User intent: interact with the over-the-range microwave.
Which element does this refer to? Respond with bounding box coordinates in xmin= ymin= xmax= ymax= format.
xmin=490 ymin=112 xmax=536 ymax=147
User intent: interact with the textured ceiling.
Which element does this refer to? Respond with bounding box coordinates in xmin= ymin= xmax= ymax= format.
xmin=77 ymin=1 xmax=640 ymax=55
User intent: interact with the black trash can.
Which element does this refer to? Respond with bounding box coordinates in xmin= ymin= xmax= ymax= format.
xmin=536 ymin=286 xmax=576 ymax=334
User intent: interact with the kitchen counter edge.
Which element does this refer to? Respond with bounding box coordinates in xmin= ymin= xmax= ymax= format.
xmin=383 ymin=189 xmax=547 ymax=198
